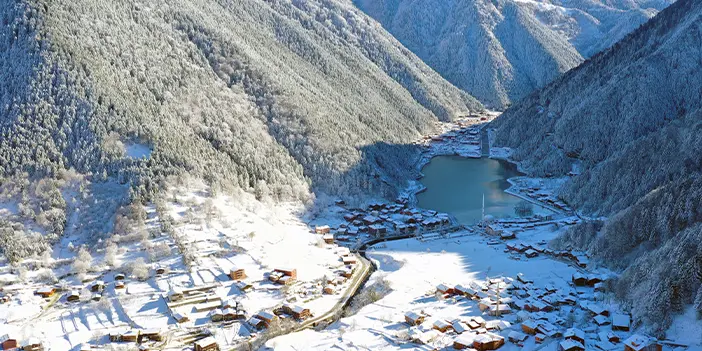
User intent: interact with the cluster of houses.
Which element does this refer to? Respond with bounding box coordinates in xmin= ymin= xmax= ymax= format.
xmin=0 ymin=335 xmax=44 ymax=351
xmin=521 ymin=187 xmax=572 ymax=212
xmin=108 ymin=329 xmax=163 ymax=344
xmin=484 ymin=222 xmax=592 ymax=268
xmin=318 ymin=200 xmax=452 ymax=245
xmin=267 ymin=268 xmax=297 ymax=286
xmin=420 ymin=121 xmax=482 ymax=146
xmin=397 ymin=272 xmax=663 ymax=351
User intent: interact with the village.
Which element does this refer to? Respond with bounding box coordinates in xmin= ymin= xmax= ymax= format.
xmin=0 ymin=113 xmax=693 ymax=351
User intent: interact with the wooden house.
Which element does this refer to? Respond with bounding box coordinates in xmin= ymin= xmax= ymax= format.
xmin=0 ymin=335 xmax=17 ymax=351
xmin=322 ymin=234 xmax=334 ymax=244
xmin=255 ymin=311 xmax=277 ymax=326
xmin=342 ymin=255 xmax=357 ymax=265
xmin=114 ymin=273 xmax=126 ymax=281
xmin=559 ymin=339 xmax=585 ymax=351
xmin=599 ymin=331 xmax=619 ymax=343
xmin=168 ymin=288 xmax=184 ymax=302
xmin=222 ymin=308 xmax=237 ymax=321
xmin=140 ymin=329 xmax=163 ymax=342
xmin=209 ymin=309 xmax=224 ymax=322
xmin=66 ymin=290 xmax=80 ymax=302
xmin=173 ymin=313 xmax=189 ymax=323
xmin=273 ymin=268 xmax=297 ymax=280
xmin=452 ymin=321 xmax=468 ymax=334
xmin=90 ymin=280 xmax=105 ymax=292
xmin=362 ymin=216 xmax=380 ymax=225
xmin=436 ymin=284 xmax=453 ymax=295
xmin=472 ymin=333 xmax=504 ymax=351
xmin=121 ymin=330 xmax=140 ymax=343
xmin=315 ymin=225 xmax=330 ymax=234
xmin=283 ymin=304 xmax=311 ymax=320
xmin=91 ymin=292 xmax=102 ymax=301
xmin=154 ymin=265 xmax=166 ymax=275
xmin=278 ymin=275 xmax=295 ymax=285
xmin=433 ymin=319 xmax=452 ymax=333
xmin=525 ymin=249 xmax=539 ymax=258
xmin=229 ymin=268 xmax=246 ymax=281
xmin=612 ymin=313 xmax=630 ymax=331
xmin=22 ymin=340 xmax=44 ymax=351
xmin=593 ymin=315 xmax=610 ymax=326
xmin=587 ymin=275 xmax=603 ymax=286
xmin=248 ymin=317 xmax=267 ymax=330
xmin=235 ymin=281 xmax=252 ymax=292
xmin=194 ymin=336 xmax=219 ymax=351
xmin=115 ymin=281 xmax=125 ymax=290
xmin=564 ymin=328 xmax=585 ymax=344
xmin=323 ymin=285 xmax=335 ymax=295
xmin=454 ymin=334 xmax=474 ymax=350
xmin=521 ymin=319 xmax=538 ymax=335
xmin=587 ymin=304 xmax=609 ymax=316
xmin=571 ymin=273 xmax=587 ymax=286
xmin=624 ymin=335 xmax=662 ymax=351
xmin=404 ymin=311 xmax=425 ymax=326
xmin=508 ymin=331 xmax=528 ymax=344
xmin=35 ymin=287 xmax=56 ymax=298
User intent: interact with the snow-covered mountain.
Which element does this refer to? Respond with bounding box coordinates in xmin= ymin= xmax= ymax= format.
xmin=518 ymin=0 xmax=675 ymax=57
xmin=493 ymin=0 xmax=702 ymax=334
xmin=353 ymin=0 xmax=673 ymax=108
xmin=0 ymin=0 xmax=482 ymax=202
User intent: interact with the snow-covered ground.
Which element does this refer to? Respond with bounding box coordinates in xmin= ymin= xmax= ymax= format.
xmin=0 ymin=181 xmax=362 ymax=350
xmin=265 ymin=224 xmax=686 ymax=350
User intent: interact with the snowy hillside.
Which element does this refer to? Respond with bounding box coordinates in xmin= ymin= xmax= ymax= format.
xmin=353 ymin=0 xmax=673 ymax=108
xmin=0 ymin=0 xmax=482 ymax=205
xmin=493 ymin=0 xmax=702 ymax=334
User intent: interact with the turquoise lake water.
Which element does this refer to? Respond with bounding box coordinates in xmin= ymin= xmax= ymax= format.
xmin=416 ymin=156 xmax=551 ymax=224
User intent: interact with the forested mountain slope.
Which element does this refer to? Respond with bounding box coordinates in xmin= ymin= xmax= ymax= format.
xmin=519 ymin=0 xmax=674 ymax=57
xmin=492 ymin=0 xmax=702 ymax=334
xmin=354 ymin=0 xmax=583 ymax=108
xmin=0 ymin=0 xmax=482 ymax=203
xmin=353 ymin=0 xmax=673 ymax=109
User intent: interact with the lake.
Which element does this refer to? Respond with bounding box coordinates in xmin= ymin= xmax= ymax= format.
xmin=416 ymin=156 xmax=551 ymax=224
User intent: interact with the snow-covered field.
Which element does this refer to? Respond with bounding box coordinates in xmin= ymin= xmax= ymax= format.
xmin=0 ymin=181 xmax=362 ymax=350
xmin=265 ymin=225 xmax=689 ymax=350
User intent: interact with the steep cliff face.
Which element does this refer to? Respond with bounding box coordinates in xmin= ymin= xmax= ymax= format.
xmin=493 ymin=0 xmax=702 ymax=333
xmin=0 ymin=0 xmax=482 ymax=201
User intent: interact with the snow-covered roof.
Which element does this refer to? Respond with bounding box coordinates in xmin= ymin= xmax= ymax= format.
xmin=257 ymin=311 xmax=275 ymax=321
xmin=36 ymin=287 xmax=54 ymax=294
xmin=508 ymin=331 xmax=528 ymax=341
xmin=433 ymin=319 xmax=450 ymax=329
xmin=565 ymin=328 xmax=585 ymax=340
xmin=624 ymin=334 xmax=657 ymax=351
xmin=454 ymin=333 xmax=474 ymax=346
xmin=404 ymin=311 xmax=421 ymax=320
xmin=560 ymin=339 xmax=584 ymax=351
xmin=594 ymin=315 xmax=610 ymax=325
xmin=612 ymin=313 xmax=630 ymax=327
xmin=474 ymin=332 xmax=503 ymax=344
xmin=194 ymin=336 xmax=217 ymax=348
